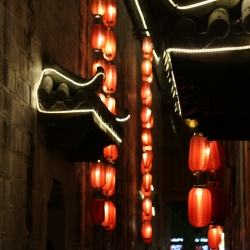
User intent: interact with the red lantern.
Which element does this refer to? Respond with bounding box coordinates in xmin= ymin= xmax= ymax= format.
xmin=141 ymin=221 xmax=152 ymax=239
xmin=92 ymin=58 xmax=106 ymax=76
xmin=142 ymin=113 xmax=154 ymax=129
xmin=90 ymin=198 xmax=104 ymax=224
xmin=101 ymin=200 xmax=115 ymax=227
xmin=142 ymin=36 xmax=153 ymax=54
xmin=141 ymin=82 xmax=152 ymax=100
xmin=142 ymin=197 xmax=152 ymax=216
xmin=103 ymin=0 xmax=117 ymax=27
xmin=141 ymin=58 xmax=152 ymax=77
xmin=188 ymin=187 xmax=211 ymax=227
xmin=144 ymin=236 xmax=152 ymax=244
xmin=142 ymin=129 xmax=153 ymax=152
xmin=102 ymin=28 xmax=116 ymax=61
xmin=207 ymin=141 xmax=220 ymax=173
xmin=91 ymin=24 xmax=106 ymax=51
xmin=103 ymin=50 xmax=116 ymax=61
xmin=141 ymin=183 xmax=152 ymax=197
xmin=141 ymin=106 xmax=152 ymax=123
xmin=97 ymin=92 xmax=105 ymax=102
xmin=143 ymin=52 xmax=153 ymax=62
xmin=105 ymin=205 xmax=116 ymax=231
xmin=208 ymin=226 xmax=221 ymax=249
xmin=142 ymin=93 xmax=152 ymax=106
xmin=103 ymin=144 xmax=118 ymax=161
xmin=90 ymin=162 xmax=106 ymax=189
xmin=104 ymin=96 xmax=116 ymax=115
xmin=142 ymin=71 xmax=153 ymax=84
xmin=91 ymin=0 xmax=105 ymax=16
xmin=103 ymin=63 xmax=117 ymax=94
xmin=105 ymin=181 xmax=115 ymax=196
xmin=142 ymin=173 xmax=152 ymax=192
xmin=141 ymin=151 xmax=153 ymax=174
xmin=210 ymin=142 xmax=226 ymax=177
xmin=189 ymin=133 xmax=210 ymax=175
xmin=102 ymin=165 xmax=116 ymax=194
xmin=142 ymin=210 xmax=152 ymax=222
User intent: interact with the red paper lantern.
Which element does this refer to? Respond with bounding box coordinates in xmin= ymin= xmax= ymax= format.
xmin=142 ymin=93 xmax=152 ymax=106
xmin=141 ymin=221 xmax=152 ymax=239
xmin=90 ymin=162 xmax=106 ymax=189
xmin=189 ymin=133 xmax=210 ymax=175
xmin=91 ymin=0 xmax=105 ymax=16
xmin=102 ymin=165 xmax=116 ymax=194
xmin=141 ymin=82 xmax=152 ymax=100
xmin=103 ymin=50 xmax=116 ymax=61
xmin=142 ymin=36 xmax=153 ymax=54
xmin=101 ymin=200 xmax=115 ymax=227
xmin=188 ymin=187 xmax=211 ymax=228
xmin=141 ymin=106 xmax=152 ymax=124
xmin=105 ymin=205 xmax=116 ymax=231
xmin=141 ymin=151 xmax=153 ymax=174
xmin=143 ymin=52 xmax=153 ymax=62
xmin=103 ymin=144 xmax=118 ymax=161
xmin=141 ymin=183 xmax=152 ymax=197
xmin=207 ymin=141 xmax=220 ymax=173
xmin=103 ymin=63 xmax=117 ymax=94
xmin=208 ymin=226 xmax=221 ymax=249
xmin=142 ymin=71 xmax=153 ymax=84
xmin=105 ymin=181 xmax=115 ymax=196
xmin=102 ymin=28 xmax=116 ymax=61
xmin=142 ymin=197 xmax=152 ymax=216
xmin=144 ymin=236 xmax=152 ymax=244
xmin=103 ymin=0 xmax=117 ymax=27
xmin=141 ymin=58 xmax=152 ymax=77
xmin=91 ymin=24 xmax=106 ymax=51
xmin=210 ymin=142 xmax=226 ymax=177
xmin=90 ymin=198 xmax=104 ymax=224
xmin=142 ymin=129 xmax=153 ymax=152
xmin=142 ymin=113 xmax=154 ymax=129
xmin=104 ymin=96 xmax=116 ymax=115
xmin=142 ymin=210 xmax=152 ymax=222
xmin=142 ymin=173 xmax=152 ymax=192
xmin=92 ymin=58 xmax=106 ymax=76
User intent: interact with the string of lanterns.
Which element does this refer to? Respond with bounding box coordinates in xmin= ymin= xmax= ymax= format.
xmin=89 ymin=0 xmax=118 ymax=231
xmin=140 ymin=36 xmax=154 ymax=245
xmin=188 ymin=133 xmax=228 ymax=249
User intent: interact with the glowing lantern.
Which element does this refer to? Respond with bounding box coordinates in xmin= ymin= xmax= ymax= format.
xmin=142 ymin=71 xmax=153 ymax=84
xmin=142 ymin=113 xmax=154 ymax=129
xmin=143 ymin=52 xmax=153 ymax=62
xmin=91 ymin=0 xmax=105 ymax=16
xmin=101 ymin=200 xmax=115 ymax=228
xmin=102 ymin=28 xmax=116 ymax=61
xmin=91 ymin=24 xmax=106 ymax=51
xmin=141 ymin=151 xmax=153 ymax=174
xmin=142 ymin=36 xmax=153 ymax=54
xmin=141 ymin=129 xmax=153 ymax=152
xmin=102 ymin=165 xmax=116 ymax=194
xmin=103 ymin=63 xmax=117 ymax=94
xmin=141 ymin=221 xmax=152 ymax=239
xmin=144 ymin=236 xmax=152 ymax=244
xmin=103 ymin=0 xmax=117 ymax=27
xmin=103 ymin=50 xmax=116 ymax=61
xmin=105 ymin=181 xmax=115 ymax=196
xmin=189 ymin=133 xmax=210 ymax=175
xmin=142 ymin=93 xmax=152 ymax=106
xmin=141 ymin=82 xmax=152 ymax=100
xmin=103 ymin=144 xmax=118 ymax=161
xmin=208 ymin=226 xmax=222 ymax=249
xmin=104 ymin=96 xmax=116 ymax=115
xmin=92 ymin=58 xmax=106 ymax=76
xmin=210 ymin=142 xmax=226 ymax=177
xmin=141 ymin=106 xmax=152 ymax=123
xmin=188 ymin=187 xmax=211 ymax=227
xmin=141 ymin=58 xmax=152 ymax=77
xmin=105 ymin=205 xmax=116 ymax=230
xmin=90 ymin=198 xmax=104 ymax=224
xmin=141 ymin=183 xmax=152 ymax=197
xmin=142 ymin=173 xmax=152 ymax=192
xmin=142 ymin=197 xmax=152 ymax=216
xmin=90 ymin=162 xmax=106 ymax=189
xmin=97 ymin=92 xmax=105 ymax=102
xmin=142 ymin=211 xmax=152 ymax=222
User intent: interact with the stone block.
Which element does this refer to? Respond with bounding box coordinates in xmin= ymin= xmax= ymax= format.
xmin=19 ymin=158 xmax=27 ymax=182
xmin=7 ymin=66 xmax=16 ymax=93
xmin=19 ymin=106 xmax=29 ymax=129
xmin=3 ymin=149 xmax=11 ymax=175
xmin=10 ymin=151 xmax=19 ymax=178
xmin=22 ymin=80 xmax=30 ymax=105
xmin=22 ymin=132 xmax=30 ymax=157
xmin=3 ymin=179 xmax=14 ymax=205
xmin=18 ymin=50 xmax=28 ymax=77
xmin=14 ymin=127 xmax=22 ymax=152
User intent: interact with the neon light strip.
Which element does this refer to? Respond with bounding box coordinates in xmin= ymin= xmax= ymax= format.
xmin=134 ymin=0 xmax=161 ymax=62
xmin=35 ymin=69 xmax=122 ymax=143
xmin=116 ymin=114 xmax=131 ymax=122
xmin=168 ymin=0 xmax=216 ymax=10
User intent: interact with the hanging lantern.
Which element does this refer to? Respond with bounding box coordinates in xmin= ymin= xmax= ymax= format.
xmin=141 ymin=221 xmax=153 ymax=239
xmin=102 ymin=28 xmax=116 ymax=61
xmin=141 ymin=58 xmax=152 ymax=77
xmin=105 ymin=205 xmax=116 ymax=231
xmin=103 ymin=63 xmax=117 ymax=94
xmin=142 ymin=36 xmax=153 ymax=54
xmin=188 ymin=186 xmax=211 ymax=227
xmin=92 ymin=58 xmax=106 ymax=76
xmin=103 ymin=144 xmax=118 ymax=161
xmin=208 ymin=226 xmax=222 ymax=249
xmin=101 ymin=200 xmax=115 ymax=228
xmin=97 ymin=92 xmax=105 ymax=103
xmin=142 ymin=93 xmax=152 ymax=106
xmin=90 ymin=162 xmax=106 ymax=189
xmin=142 ymin=71 xmax=153 ymax=84
xmin=142 ymin=197 xmax=152 ymax=216
xmin=207 ymin=141 xmax=220 ymax=173
xmin=91 ymin=24 xmax=106 ymax=51
xmin=142 ymin=129 xmax=153 ymax=152
xmin=102 ymin=165 xmax=116 ymax=194
xmin=143 ymin=52 xmax=153 ymax=62
xmin=90 ymin=198 xmax=105 ymax=224
xmin=141 ymin=82 xmax=152 ymax=100
xmin=142 ymin=210 xmax=152 ymax=222
xmin=103 ymin=50 xmax=116 ymax=61
xmin=141 ymin=151 xmax=153 ymax=174
xmin=141 ymin=106 xmax=152 ymax=124
xmin=141 ymin=183 xmax=152 ymax=197
xmin=104 ymin=96 xmax=116 ymax=115
xmin=91 ymin=0 xmax=105 ymax=16
xmin=142 ymin=173 xmax=152 ymax=192
xmin=211 ymin=142 xmax=226 ymax=177
xmin=189 ymin=133 xmax=210 ymax=175
xmin=142 ymin=113 xmax=154 ymax=129
xmin=144 ymin=236 xmax=152 ymax=244
xmin=103 ymin=0 xmax=117 ymax=27
xmin=104 ymin=180 xmax=115 ymax=196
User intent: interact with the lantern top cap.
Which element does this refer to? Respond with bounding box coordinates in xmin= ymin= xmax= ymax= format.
xmin=193 ymin=132 xmax=203 ymax=136
xmin=193 ymin=184 xmax=206 ymax=188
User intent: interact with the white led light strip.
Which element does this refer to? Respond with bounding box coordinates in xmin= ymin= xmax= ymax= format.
xmin=134 ymin=0 xmax=161 ymax=62
xmin=35 ymin=69 xmax=122 ymax=144
xmin=116 ymin=114 xmax=131 ymax=122
xmin=168 ymin=0 xmax=216 ymax=10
